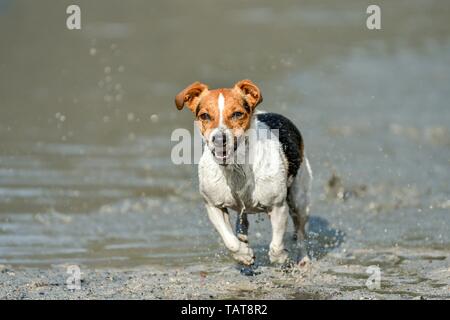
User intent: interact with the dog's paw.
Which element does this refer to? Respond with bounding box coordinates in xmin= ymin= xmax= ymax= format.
xmin=297 ymin=255 xmax=311 ymax=268
xmin=232 ymin=242 xmax=255 ymax=266
xmin=269 ymin=248 xmax=289 ymax=264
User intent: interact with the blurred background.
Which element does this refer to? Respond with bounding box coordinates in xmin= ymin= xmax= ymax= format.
xmin=0 ymin=0 xmax=449 ymax=274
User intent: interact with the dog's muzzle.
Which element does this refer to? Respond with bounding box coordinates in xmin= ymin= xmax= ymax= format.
xmin=211 ymin=132 xmax=239 ymax=165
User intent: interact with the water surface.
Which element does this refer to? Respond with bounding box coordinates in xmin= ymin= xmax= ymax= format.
xmin=0 ymin=1 xmax=449 ymax=297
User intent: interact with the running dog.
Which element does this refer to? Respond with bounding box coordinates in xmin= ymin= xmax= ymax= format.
xmin=175 ymin=79 xmax=312 ymax=265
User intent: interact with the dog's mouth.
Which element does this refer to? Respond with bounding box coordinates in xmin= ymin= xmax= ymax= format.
xmin=211 ymin=137 xmax=239 ymax=165
xmin=212 ymin=149 xmax=229 ymax=162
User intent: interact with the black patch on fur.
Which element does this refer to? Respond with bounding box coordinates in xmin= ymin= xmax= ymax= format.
xmin=256 ymin=112 xmax=304 ymax=177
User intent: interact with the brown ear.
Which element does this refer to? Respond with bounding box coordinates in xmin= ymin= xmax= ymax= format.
xmin=234 ymin=79 xmax=263 ymax=109
xmin=175 ymin=82 xmax=208 ymax=112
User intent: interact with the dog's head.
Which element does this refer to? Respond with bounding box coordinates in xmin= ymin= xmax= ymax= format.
xmin=175 ymin=80 xmax=262 ymax=164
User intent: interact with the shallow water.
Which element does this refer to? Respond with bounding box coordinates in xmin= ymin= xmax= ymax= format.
xmin=0 ymin=0 xmax=449 ymax=298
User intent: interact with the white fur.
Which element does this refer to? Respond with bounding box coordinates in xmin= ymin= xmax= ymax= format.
xmin=218 ymin=93 xmax=225 ymax=127
xmin=206 ymin=93 xmax=228 ymax=156
xmin=198 ymin=112 xmax=312 ymax=265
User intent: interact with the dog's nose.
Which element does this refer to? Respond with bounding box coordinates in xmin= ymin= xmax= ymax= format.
xmin=212 ymin=132 xmax=227 ymax=147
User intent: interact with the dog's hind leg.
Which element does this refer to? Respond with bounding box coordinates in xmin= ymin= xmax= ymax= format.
xmin=268 ymin=203 xmax=290 ymax=264
xmin=235 ymin=212 xmax=249 ymax=243
xmin=287 ymin=189 xmax=308 ymax=242
xmin=287 ymin=157 xmax=312 ymax=261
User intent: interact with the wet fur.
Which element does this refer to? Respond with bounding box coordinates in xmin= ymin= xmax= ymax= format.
xmin=176 ymin=80 xmax=312 ymax=265
xmin=199 ymin=111 xmax=312 ymax=264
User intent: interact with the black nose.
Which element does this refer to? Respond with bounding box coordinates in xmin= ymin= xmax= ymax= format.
xmin=212 ymin=133 xmax=227 ymax=147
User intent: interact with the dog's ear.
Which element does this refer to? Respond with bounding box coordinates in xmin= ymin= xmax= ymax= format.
xmin=175 ymin=82 xmax=209 ymax=112
xmin=234 ymin=79 xmax=263 ymax=110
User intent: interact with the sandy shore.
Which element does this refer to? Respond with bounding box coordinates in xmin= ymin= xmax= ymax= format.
xmin=1 ymin=246 xmax=448 ymax=300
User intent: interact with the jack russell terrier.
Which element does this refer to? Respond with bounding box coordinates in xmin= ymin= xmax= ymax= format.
xmin=175 ymin=79 xmax=312 ymax=266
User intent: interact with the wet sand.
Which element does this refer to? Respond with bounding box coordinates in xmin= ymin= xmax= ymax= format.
xmin=1 ymin=244 xmax=449 ymax=300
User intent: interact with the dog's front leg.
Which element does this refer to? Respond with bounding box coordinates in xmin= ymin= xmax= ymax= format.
xmin=205 ymin=204 xmax=255 ymax=265
xmin=268 ymin=203 xmax=289 ymax=264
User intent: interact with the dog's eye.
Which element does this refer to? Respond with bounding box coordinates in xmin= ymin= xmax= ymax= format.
xmin=231 ymin=112 xmax=244 ymax=120
xmin=199 ymin=113 xmax=211 ymax=121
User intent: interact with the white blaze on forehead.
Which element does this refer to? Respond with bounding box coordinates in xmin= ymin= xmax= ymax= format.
xmin=218 ymin=93 xmax=225 ymax=126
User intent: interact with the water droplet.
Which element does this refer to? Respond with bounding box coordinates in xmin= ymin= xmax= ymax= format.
xmin=150 ymin=114 xmax=159 ymax=123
